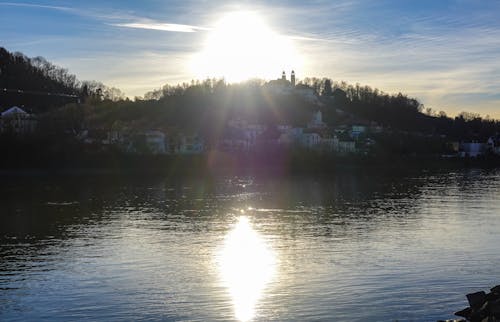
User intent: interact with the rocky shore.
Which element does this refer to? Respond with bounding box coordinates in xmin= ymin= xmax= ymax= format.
xmin=440 ymin=285 xmax=500 ymax=322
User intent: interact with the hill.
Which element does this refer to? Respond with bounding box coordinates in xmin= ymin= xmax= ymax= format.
xmin=0 ymin=47 xmax=123 ymax=112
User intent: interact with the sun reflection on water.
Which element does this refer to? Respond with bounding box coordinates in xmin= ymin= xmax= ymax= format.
xmin=218 ymin=216 xmax=276 ymax=321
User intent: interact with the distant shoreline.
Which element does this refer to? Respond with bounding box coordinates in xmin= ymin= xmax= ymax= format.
xmin=1 ymin=152 xmax=499 ymax=176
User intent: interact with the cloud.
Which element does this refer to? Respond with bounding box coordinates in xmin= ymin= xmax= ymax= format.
xmin=0 ymin=1 xmax=206 ymax=32
xmin=0 ymin=2 xmax=71 ymax=12
xmin=277 ymin=0 xmax=500 ymax=117
xmin=4 ymin=0 xmax=500 ymax=117
xmin=288 ymin=35 xmax=331 ymax=42
xmin=0 ymin=1 xmax=143 ymax=22
xmin=58 ymin=51 xmax=195 ymax=97
xmin=111 ymin=22 xmax=209 ymax=33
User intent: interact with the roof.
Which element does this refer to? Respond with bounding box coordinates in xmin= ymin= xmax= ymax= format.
xmin=1 ymin=106 xmax=28 ymax=117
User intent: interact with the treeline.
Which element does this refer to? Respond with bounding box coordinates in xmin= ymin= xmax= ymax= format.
xmin=301 ymin=77 xmax=500 ymax=140
xmin=137 ymin=77 xmax=500 ymax=141
xmin=53 ymin=79 xmax=318 ymax=145
xmin=2 ymin=47 xmax=498 ymax=141
xmin=0 ymin=47 xmax=124 ymax=112
xmin=46 ymin=75 xmax=500 ymax=145
xmin=139 ymin=77 xmax=423 ymax=133
xmin=310 ymin=78 xmax=424 ymax=131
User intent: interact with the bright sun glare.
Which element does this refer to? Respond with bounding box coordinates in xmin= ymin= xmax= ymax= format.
xmin=218 ymin=216 xmax=276 ymax=321
xmin=192 ymin=11 xmax=301 ymax=82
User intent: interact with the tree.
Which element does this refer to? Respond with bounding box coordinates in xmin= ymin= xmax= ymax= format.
xmin=322 ymin=78 xmax=333 ymax=96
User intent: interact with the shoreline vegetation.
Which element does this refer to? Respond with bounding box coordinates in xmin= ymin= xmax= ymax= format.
xmin=1 ymin=150 xmax=499 ymax=176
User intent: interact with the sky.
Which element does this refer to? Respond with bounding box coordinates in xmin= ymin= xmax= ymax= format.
xmin=1 ymin=0 xmax=500 ymax=118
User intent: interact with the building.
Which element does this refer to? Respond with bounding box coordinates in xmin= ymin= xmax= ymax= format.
xmin=0 ymin=106 xmax=37 ymax=134
xmin=123 ymin=130 xmax=168 ymax=154
xmin=459 ymin=142 xmax=485 ymax=157
xmin=227 ymin=118 xmax=248 ymax=129
xmin=266 ymin=71 xmax=299 ymax=96
xmin=267 ymin=72 xmax=293 ymax=95
xmin=221 ymin=127 xmax=250 ymax=151
xmin=300 ymin=132 xmax=322 ymax=148
xmin=266 ymin=71 xmax=319 ymax=103
xmin=178 ymin=134 xmax=204 ymax=154
xmin=223 ymin=119 xmax=267 ymax=151
xmin=278 ymin=127 xmax=304 ymax=146
xmin=350 ymin=125 xmax=367 ymax=138
xmin=307 ymin=110 xmax=326 ymax=129
xmin=320 ymin=136 xmax=339 ymax=152
xmin=487 ymin=136 xmax=500 ymax=156
xmin=144 ymin=130 xmax=167 ymax=154
xmin=337 ymin=141 xmax=356 ymax=154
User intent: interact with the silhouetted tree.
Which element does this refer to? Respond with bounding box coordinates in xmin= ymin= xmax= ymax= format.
xmin=0 ymin=47 xmax=123 ymax=111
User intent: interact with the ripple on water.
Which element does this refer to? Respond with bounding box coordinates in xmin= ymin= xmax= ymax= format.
xmin=1 ymin=170 xmax=500 ymax=321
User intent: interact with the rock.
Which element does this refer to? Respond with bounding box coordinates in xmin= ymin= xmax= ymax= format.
xmin=486 ymin=292 xmax=500 ymax=302
xmin=490 ymin=299 xmax=500 ymax=318
xmin=449 ymin=286 xmax=500 ymax=322
xmin=480 ymin=300 xmax=490 ymax=312
xmin=455 ymin=307 xmax=472 ymax=318
xmin=491 ymin=285 xmax=500 ymax=294
xmin=468 ymin=291 xmax=487 ymax=309
xmin=469 ymin=309 xmax=487 ymax=322
xmin=480 ymin=317 xmax=500 ymax=322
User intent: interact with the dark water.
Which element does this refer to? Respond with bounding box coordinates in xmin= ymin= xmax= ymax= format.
xmin=1 ymin=168 xmax=500 ymax=321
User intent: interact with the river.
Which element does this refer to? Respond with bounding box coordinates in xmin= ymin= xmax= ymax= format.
xmin=1 ymin=168 xmax=499 ymax=321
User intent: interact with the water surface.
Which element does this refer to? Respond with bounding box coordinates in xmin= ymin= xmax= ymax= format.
xmin=1 ymin=168 xmax=500 ymax=321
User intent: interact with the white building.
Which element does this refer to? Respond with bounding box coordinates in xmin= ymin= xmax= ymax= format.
xmin=459 ymin=142 xmax=485 ymax=157
xmin=144 ymin=130 xmax=167 ymax=154
xmin=222 ymin=120 xmax=267 ymax=151
xmin=487 ymin=136 xmax=500 ymax=156
xmin=0 ymin=106 xmax=37 ymax=134
xmin=221 ymin=127 xmax=250 ymax=151
xmin=307 ymin=110 xmax=326 ymax=129
xmin=277 ymin=124 xmax=292 ymax=132
xmin=337 ymin=141 xmax=356 ymax=154
xmin=178 ymin=134 xmax=204 ymax=154
xmin=350 ymin=125 xmax=367 ymax=138
xmin=301 ymin=132 xmax=322 ymax=148
xmin=320 ymin=136 xmax=339 ymax=152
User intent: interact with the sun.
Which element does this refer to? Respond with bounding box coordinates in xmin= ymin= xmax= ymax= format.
xmin=191 ymin=11 xmax=301 ymax=82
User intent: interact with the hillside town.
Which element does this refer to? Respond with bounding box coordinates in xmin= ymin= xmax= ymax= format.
xmin=2 ymin=72 xmax=500 ymax=160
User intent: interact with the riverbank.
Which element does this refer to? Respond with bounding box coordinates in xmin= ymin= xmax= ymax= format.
xmin=1 ymin=150 xmax=499 ymax=176
xmin=452 ymin=285 xmax=500 ymax=322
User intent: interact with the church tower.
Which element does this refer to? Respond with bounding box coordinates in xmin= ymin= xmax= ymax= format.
xmin=282 ymin=71 xmax=286 ymax=81
xmin=291 ymin=70 xmax=296 ymax=87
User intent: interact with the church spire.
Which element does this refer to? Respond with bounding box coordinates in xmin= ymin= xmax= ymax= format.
xmin=282 ymin=71 xmax=286 ymax=81
xmin=291 ymin=70 xmax=296 ymax=87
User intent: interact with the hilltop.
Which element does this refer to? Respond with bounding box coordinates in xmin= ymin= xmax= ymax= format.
xmin=0 ymin=47 xmax=123 ymax=112
xmin=1 ymin=46 xmax=498 ymax=141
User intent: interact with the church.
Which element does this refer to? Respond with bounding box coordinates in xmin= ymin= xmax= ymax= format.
xmin=266 ymin=70 xmax=319 ymax=104
xmin=280 ymin=70 xmax=296 ymax=87
xmin=265 ymin=70 xmax=296 ymax=95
